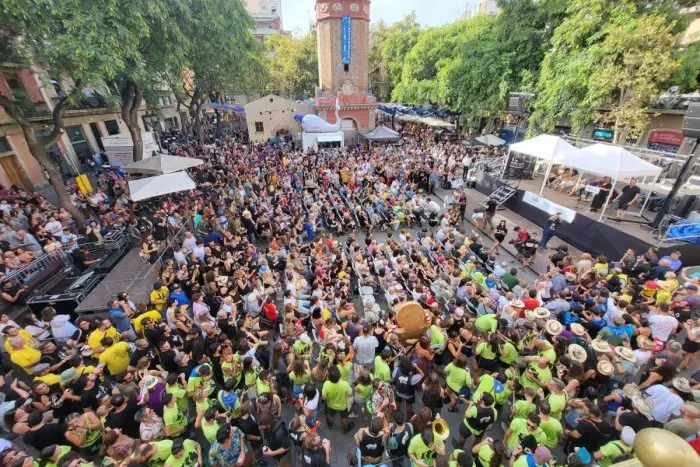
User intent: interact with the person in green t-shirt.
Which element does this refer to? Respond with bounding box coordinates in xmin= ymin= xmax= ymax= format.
xmin=511 ymin=388 xmax=536 ymax=420
xmin=444 ymin=355 xmax=473 ymax=412
xmin=408 ymin=429 xmax=445 ymax=467
xmin=475 ymin=314 xmax=498 ymax=333
xmin=538 ymin=402 xmax=563 ymax=449
xmin=546 ymin=378 xmax=568 ymax=420
xmin=164 ymin=438 xmax=201 ymax=467
xmin=475 ymin=335 xmax=500 ymax=376
xmin=372 ymin=349 xmax=392 ymax=383
xmin=163 ymin=393 xmax=188 ymax=438
xmin=43 ymin=445 xmax=73 ymax=467
xmin=510 ymin=445 xmax=552 ymax=467
xmin=594 ymin=426 xmax=635 ymax=467
xmin=471 ymin=438 xmax=506 ymax=467
xmin=519 ymin=356 xmax=552 ymax=391
xmin=504 ymin=413 xmax=547 ymax=454
xmin=132 ymin=439 xmax=173 ymax=466
xmin=321 ymin=366 xmax=355 ymax=433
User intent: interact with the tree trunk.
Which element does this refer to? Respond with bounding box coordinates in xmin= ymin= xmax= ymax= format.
xmin=215 ymin=109 xmax=222 ymax=138
xmin=0 ymin=93 xmax=86 ymax=227
xmin=121 ymin=81 xmax=145 ymax=161
xmin=194 ymin=101 xmax=204 ymax=143
xmin=24 ymin=127 xmax=86 ymax=226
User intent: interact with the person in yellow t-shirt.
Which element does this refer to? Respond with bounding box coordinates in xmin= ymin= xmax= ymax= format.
xmin=88 ymin=319 xmax=121 ymax=355
xmin=132 ymin=309 xmax=162 ymax=335
xmin=2 ymin=325 xmax=36 ymax=353
xmin=150 ymin=282 xmax=169 ymax=312
xmin=8 ymin=336 xmax=41 ymax=373
xmin=98 ymin=337 xmax=131 ymax=376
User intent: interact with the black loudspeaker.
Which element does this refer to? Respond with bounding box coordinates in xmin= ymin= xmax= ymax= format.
xmin=508 ymin=93 xmax=535 ymax=117
xmin=682 ymin=103 xmax=700 ymax=139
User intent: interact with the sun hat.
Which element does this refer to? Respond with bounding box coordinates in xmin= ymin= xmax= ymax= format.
xmin=570 ymin=323 xmax=586 ymax=336
xmin=510 ymin=300 xmax=525 ymax=308
xmin=80 ymin=345 xmax=94 ymax=357
xmin=217 ymin=276 xmax=229 ymax=286
xmin=300 ymin=333 xmax=311 ymax=345
xmin=143 ymin=375 xmax=159 ymax=390
xmin=621 ymin=426 xmax=637 ymax=445
xmin=567 ymin=343 xmax=587 ymax=363
xmin=597 ymin=360 xmax=614 ymax=376
xmin=615 ymin=346 xmax=636 ymax=362
xmin=59 ymin=368 xmax=78 ymax=385
xmin=631 ymin=396 xmax=653 ymax=417
xmin=545 ymin=320 xmax=563 ymax=336
xmin=454 ymin=307 xmax=465 ymax=318
xmin=565 ymin=272 xmax=577 ymax=282
xmin=672 ymin=377 xmax=692 ymax=393
xmin=534 ymin=307 xmax=550 ymax=319
xmin=636 ymin=335 xmax=654 ymax=351
xmin=622 ymin=383 xmax=641 ymax=399
xmin=591 ymin=339 xmax=611 ymax=353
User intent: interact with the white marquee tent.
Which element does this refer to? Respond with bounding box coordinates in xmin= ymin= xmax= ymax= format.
xmin=566 ymin=144 xmax=663 ymax=179
xmin=122 ymin=154 xmax=204 ymax=175
xmin=128 ymin=171 xmax=196 ymax=202
xmin=508 ymin=134 xmax=579 ymax=162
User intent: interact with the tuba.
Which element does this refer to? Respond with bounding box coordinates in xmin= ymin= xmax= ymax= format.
xmin=432 ymin=418 xmax=450 ymax=443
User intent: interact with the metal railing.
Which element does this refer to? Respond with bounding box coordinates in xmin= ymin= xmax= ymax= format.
xmin=4 ymin=250 xmax=72 ymax=285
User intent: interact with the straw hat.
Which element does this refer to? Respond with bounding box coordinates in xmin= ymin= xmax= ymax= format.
xmin=591 ymin=339 xmax=611 ymax=353
xmin=622 ymin=383 xmax=641 ymax=399
xmin=567 ymin=343 xmax=587 ymax=363
xmin=570 ymin=323 xmax=586 ymax=336
xmin=525 ymin=307 xmax=550 ymax=321
xmin=510 ymin=300 xmax=525 ymax=309
xmin=597 ymin=360 xmax=614 ymax=376
xmin=615 ymin=346 xmax=636 ymax=362
xmin=545 ymin=319 xmax=563 ymax=336
xmin=565 ymin=272 xmax=577 ymax=282
xmin=636 ymin=335 xmax=654 ymax=351
xmin=631 ymin=395 xmax=653 ymax=417
xmin=672 ymin=377 xmax=692 ymax=394
xmin=534 ymin=307 xmax=551 ymax=319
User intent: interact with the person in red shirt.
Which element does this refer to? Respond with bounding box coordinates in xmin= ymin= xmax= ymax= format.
xmin=522 ymin=289 xmax=541 ymax=311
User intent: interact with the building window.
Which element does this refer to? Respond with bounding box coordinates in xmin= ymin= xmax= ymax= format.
xmin=0 ymin=137 xmax=11 ymax=153
xmin=255 ymin=122 xmax=264 ymax=132
xmin=5 ymin=75 xmax=23 ymax=95
xmin=105 ymin=120 xmax=120 ymax=135
xmin=344 ymin=64 xmax=349 ymax=72
xmin=65 ymin=125 xmax=92 ymax=160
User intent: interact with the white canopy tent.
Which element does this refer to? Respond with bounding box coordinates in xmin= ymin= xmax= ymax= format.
xmin=122 ymin=154 xmax=204 ymax=175
xmin=128 ymin=171 xmax=197 ymax=202
xmin=565 ymin=144 xmax=663 ymax=220
xmin=475 ymin=134 xmax=506 ymax=147
xmin=505 ymin=135 xmax=580 ymax=195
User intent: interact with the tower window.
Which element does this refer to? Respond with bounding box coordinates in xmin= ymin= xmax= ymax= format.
xmin=344 ymin=64 xmax=349 ymax=72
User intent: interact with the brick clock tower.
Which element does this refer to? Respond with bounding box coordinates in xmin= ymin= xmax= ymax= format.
xmin=315 ymin=0 xmax=377 ymax=143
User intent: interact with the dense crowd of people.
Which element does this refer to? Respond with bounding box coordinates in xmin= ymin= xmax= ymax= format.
xmin=0 ymin=127 xmax=698 ymax=467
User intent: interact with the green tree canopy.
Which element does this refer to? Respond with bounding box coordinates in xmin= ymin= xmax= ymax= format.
xmin=264 ymin=32 xmax=319 ymax=99
xmin=528 ymin=0 xmax=682 ymax=142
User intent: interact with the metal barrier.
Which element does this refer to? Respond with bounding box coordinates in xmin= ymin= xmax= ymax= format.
xmin=4 ymin=250 xmax=72 ymax=286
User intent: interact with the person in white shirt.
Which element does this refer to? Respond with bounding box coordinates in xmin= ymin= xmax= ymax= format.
xmin=43 ymin=215 xmax=63 ymax=238
xmin=182 ymin=231 xmax=197 ymax=252
xmin=645 ymin=382 xmax=684 ymax=423
xmin=648 ymin=307 xmax=678 ymax=343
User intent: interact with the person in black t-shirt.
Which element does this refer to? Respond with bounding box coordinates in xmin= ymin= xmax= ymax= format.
xmin=615 ymin=178 xmax=641 ymax=220
xmin=301 ymin=432 xmax=331 ymax=467
xmin=23 ymin=411 xmax=66 ymax=451
xmin=71 ymin=246 xmax=101 ymax=272
xmin=234 ymin=401 xmax=264 ymax=460
xmin=130 ymin=339 xmax=159 ymax=371
xmin=565 ymin=405 xmax=613 ymax=453
xmin=259 ymin=412 xmax=291 ymax=464
xmin=105 ymin=393 xmax=140 ymax=439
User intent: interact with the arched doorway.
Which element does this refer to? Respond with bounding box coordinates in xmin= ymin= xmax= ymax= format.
xmin=341 ymin=118 xmax=358 ymax=146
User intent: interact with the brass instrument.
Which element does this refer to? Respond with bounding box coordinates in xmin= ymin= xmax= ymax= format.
xmin=432 ymin=418 xmax=450 ymax=442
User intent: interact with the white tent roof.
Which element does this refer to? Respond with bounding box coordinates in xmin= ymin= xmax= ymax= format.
xmin=565 ymin=143 xmax=663 ymax=179
xmin=122 ymin=154 xmax=204 ymax=174
xmin=509 ymin=134 xmax=579 ymax=162
xmin=475 ymin=134 xmax=506 ymax=146
xmin=360 ymin=125 xmax=401 ymax=142
xmin=128 ymin=172 xmax=196 ymax=202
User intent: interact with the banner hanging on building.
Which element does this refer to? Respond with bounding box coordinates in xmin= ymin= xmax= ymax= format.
xmin=341 ymin=15 xmax=352 ymax=64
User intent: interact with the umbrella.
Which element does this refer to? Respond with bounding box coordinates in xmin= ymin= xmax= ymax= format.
xmin=122 ymin=154 xmax=204 ymax=175
xmin=128 ymin=172 xmax=196 ymax=202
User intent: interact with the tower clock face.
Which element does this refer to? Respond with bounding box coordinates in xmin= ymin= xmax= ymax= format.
xmin=332 ymin=2 xmax=343 ymax=12
xmin=319 ymin=2 xmax=328 ymax=12
xmin=363 ymin=4 xmax=369 ymax=14
xmin=349 ymin=3 xmax=359 ymax=12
